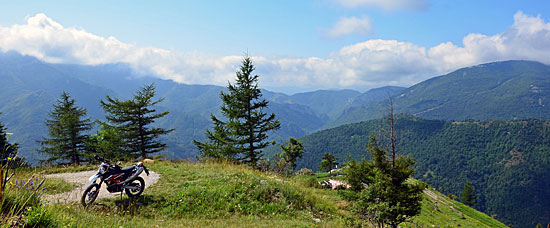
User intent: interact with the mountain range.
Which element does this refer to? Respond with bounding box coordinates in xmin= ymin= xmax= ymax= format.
xmin=0 ymin=51 xmax=401 ymax=162
xmin=2 ymin=51 xmax=550 ymax=164
xmin=332 ymin=60 xmax=550 ymax=126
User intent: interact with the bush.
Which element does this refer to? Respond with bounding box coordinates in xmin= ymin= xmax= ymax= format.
xmin=1 ymin=177 xmax=46 ymax=220
xmin=295 ymin=168 xmax=314 ymax=176
xmin=335 ymin=184 xmax=347 ymax=190
xmin=25 ymin=206 xmax=57 ymax=228
xmin=301 ymin=176 xmax=320 ymax=188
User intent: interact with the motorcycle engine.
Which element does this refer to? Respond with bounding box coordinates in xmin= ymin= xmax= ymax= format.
xmin=107 ymin=185 xmax=122 ymax=192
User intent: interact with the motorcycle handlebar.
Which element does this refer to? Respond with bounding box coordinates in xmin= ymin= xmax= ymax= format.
xmin=94 ymin=154 xmax=106 ymax=163
xmin=95 ymin=148 xmax=112 ymax=162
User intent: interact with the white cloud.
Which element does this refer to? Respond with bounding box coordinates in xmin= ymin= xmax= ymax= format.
xmin=325 ymin=15 xmax=373 ymax=38
xmin=334 ymin=0 xmax=429 ymax=11
xmin=0 ymin=12 xmax=550 ymax=92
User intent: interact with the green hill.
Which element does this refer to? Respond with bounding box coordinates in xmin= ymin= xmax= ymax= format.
xmin=269 ymin=89 xmax=361 ymax=120
xmin=331 ymin=60 xmax=550 ymax=126
xmin=15 ymin=161 xmax=505 ymax=227
xmin=294 ymin=115 xmax=550 ymax=227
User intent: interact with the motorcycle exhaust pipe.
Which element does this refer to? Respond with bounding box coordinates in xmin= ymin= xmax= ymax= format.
xmin=117 ymin=167 xmax=144 ymax=186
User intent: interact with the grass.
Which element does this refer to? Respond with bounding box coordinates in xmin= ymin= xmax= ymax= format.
xmin=0 ymin=175 xmax=57 ymax=228
xmin=42 ymin=164 xmax=97 ymax=174
xmin=147 ymin=162 xmax=336 ymax=217
xmin=404 ymin=187 xmax=507 ymax=228
xmin=2 ymin=160 xmax=506 ymax=227
xmin=44 ymin=160 xmax=346 ymax=227
xmin=5 ymin=167 xmax=82 ymax=195
xmin=41 ymin=178 xmax=80 ymax=195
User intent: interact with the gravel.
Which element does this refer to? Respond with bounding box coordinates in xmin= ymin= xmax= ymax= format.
xmin=43 ymin=170 xmax=160 ymax=204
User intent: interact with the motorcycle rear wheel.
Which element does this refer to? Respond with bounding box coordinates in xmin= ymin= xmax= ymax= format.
xmin=81 ymin=183 xmax=100 ymax=207
xmin=125 ymin=176 xmax=145 ymax=197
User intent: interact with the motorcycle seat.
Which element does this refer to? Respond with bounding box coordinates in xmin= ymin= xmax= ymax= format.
xmin=121 ymin=165 xmax=135 ymax=173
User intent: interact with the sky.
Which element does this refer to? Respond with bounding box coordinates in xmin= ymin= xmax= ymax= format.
xmin=0 ymin=0 xmax=549 ymax=94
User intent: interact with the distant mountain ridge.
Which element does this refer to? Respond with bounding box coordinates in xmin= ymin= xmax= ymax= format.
xmin=332 ymin=60 xmax=550 ymax=126
xmin=2 ymin=50 xmax=550 ymax=165
xmin=0 ymin=51 xmax=379 ymax=162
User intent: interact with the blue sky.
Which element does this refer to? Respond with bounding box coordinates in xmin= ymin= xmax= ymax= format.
xmin=0 ymin=0 xmax=549 ymax=93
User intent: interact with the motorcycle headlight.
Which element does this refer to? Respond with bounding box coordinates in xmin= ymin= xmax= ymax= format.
xmin=99 ymin=164 xmax=107 ymax=174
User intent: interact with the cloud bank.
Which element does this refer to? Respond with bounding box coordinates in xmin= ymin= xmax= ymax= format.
xmin=1 ymin=12 xmax=550 ymax=92
xmin=325 ymin=15 xmax=373 ymax=38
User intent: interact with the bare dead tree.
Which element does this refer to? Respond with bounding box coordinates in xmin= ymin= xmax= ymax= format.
xmin=388 ymin=96 xmax=396 ymax=169
xmin=378 ymin=95 xmax=397 ymax=169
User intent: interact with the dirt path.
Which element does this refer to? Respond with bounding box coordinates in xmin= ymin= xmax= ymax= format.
xmin=43 ymin=170 xmax=160 ymax=204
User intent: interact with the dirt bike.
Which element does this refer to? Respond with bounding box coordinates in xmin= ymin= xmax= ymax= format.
xmin=81 ymin=155 xmax=150 ymax=207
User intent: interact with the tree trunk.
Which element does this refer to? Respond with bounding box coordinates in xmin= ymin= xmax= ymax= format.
xmin=0 ymin=166 xmax=3 ymax=202
xmin=389 ymin=96 xmax=396 ymax=169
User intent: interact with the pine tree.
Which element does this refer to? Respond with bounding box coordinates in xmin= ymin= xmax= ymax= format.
xmin=319 ymin=153 xmax=338 ymax=174
xmin=194 ymin=114 xmax=240 ymax=160
xmin=0 ymin=117 xmax=18 ymax=162
xmin=345 ymin=97 xmax=424 ymax=227
xmin=460 ymin=181 xmax=476 ymax=207
xmin=39 ymin=92 xmax=92 ymax=165
xmin=194 ymin=57 xmax=280 ymax=168
xmin=86 ymin=123 xmax=125 ymax=161
xmin=271 ymin=137 xmax=306 ymax=175
xmin=346 ymin=135 xmax=424 ymax=228
xmin=280 ymin=137 xmax=305 ymax=171
xmin=101 ymin=84 xmax=173 ymax=160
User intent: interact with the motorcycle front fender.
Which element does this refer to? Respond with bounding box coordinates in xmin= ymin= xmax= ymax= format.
xmin=89 ymin=174 xmax=100 ymax=183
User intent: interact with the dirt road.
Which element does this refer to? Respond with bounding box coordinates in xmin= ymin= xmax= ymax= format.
xmin=43 ymin=170 xmax=160 ymax=204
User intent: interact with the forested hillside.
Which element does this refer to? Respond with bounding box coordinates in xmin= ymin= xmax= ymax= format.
xmin=332 ymin=60 xmax=550 ymax=126
xmin=295 ymin=115 xmax=550 ymax=227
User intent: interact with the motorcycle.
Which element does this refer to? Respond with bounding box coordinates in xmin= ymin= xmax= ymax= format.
xmin=81 ymin=155 xmax=150 ymax=207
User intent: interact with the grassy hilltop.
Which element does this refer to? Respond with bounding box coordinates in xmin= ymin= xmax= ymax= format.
xmin=2 ymin=161 xmax=505 ymax=227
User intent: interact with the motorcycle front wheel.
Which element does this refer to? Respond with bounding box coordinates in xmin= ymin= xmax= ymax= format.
xmin=125 ymin=176 xmax=145 ymax=197
xmin=81 ymin=183 xmax=100 ymax=207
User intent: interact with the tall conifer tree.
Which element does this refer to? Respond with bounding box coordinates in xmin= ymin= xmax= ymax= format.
xmin=195 ymin=57 xmax=280 ymax=168
xmin=346 ymin=136 xmax=424 ymax=228
xmin=461 ymin=181 xmax=476 ymax=206
xmin=319 ymin=153 xmax=338 ymax=174
xmin=194 ymin=116 xmax=239 ymax=159
xmin=39 ymin=92 xmax=92 ymax=165
xmin=101 ymin=84 xmax=173 ymax=160
xmin=0 ymin=116 xmax=18 ymax=162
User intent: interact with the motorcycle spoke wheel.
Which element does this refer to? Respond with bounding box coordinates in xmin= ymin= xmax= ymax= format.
xmin=125 ymin=176 xmax=145 ymax=197
xmin=81 ymin=184 xmax=100 ymax=207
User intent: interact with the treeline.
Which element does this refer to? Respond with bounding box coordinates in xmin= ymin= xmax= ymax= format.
xmin=294 ymin=114 xmax=550 ymax=227
xmin=37 ymin=84 xmax=173 ymax=165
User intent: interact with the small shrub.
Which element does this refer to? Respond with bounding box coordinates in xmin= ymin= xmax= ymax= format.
xmin=295 ymin=168 xmax=314 ymax=176
xmin=25 ymin=206 xmax=57 ymax=228
xmin=335 ymin=184 xmax=347 ymax=190
xmin=300 ymin=176 xmax=320 ymax=188
xmin=1 ymin=176 xmax=45 ymax=219
xmin=448 ymin=193 xmax=456 ymax=200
